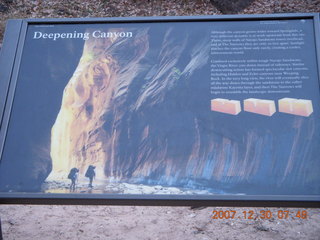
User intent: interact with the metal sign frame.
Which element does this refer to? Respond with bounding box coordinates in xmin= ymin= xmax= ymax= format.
xmin=0 ymin=13 xmax=319 ymax=207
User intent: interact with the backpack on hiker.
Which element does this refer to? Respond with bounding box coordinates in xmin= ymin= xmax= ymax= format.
xmin=68 ymin=168 xmax=78 ymax=180
xmin=85 ymin=165 xmax=96 ymax=178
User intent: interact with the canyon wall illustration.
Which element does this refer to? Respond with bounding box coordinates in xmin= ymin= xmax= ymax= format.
xmin=47 ymin=25 xmax=319 ymax=194
xmin=0 ymin=23 xmax=318 ymax=194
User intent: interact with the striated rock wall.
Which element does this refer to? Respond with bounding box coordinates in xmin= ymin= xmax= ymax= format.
xmin=50 ymin=28 xmax=149 ymax=179
xmin=49 ymin=25 xmax=319 ymax=194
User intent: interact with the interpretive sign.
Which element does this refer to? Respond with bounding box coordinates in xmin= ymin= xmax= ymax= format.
xmin=0 ymin=14 xmax=319 ymax=206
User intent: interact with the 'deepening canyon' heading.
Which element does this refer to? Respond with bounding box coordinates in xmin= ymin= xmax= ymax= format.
xmin=32 ymin=30 xmax=133 ymax=41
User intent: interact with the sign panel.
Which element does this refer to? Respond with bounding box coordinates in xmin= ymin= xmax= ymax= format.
xmin=0 ymin=14 xmax=319 ymax=206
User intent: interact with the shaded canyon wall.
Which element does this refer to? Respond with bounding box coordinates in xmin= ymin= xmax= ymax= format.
xmin=49 ymin=26 xmax=320 ymax=194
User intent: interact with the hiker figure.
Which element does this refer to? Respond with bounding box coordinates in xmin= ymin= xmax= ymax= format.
xmin=68 ymin=167 xmax=79 ymax=192
xmin=85 ymin=165 xmax=96 ymax=188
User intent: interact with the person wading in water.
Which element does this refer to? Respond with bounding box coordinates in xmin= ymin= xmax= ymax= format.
xmin=85 ymin=165 xmax=96 ymax=188
xmin=68 ymin=167 xmax=79 ymax=192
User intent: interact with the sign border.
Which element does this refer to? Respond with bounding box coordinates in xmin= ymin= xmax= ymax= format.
xmin=0 ymin=13 xmax=319 ymax=207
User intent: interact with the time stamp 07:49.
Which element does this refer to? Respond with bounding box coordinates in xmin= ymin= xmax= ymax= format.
xmin=211 ymin=210 xmax=309 ymax=220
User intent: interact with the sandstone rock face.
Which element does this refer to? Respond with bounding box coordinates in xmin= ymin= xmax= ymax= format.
xmin=50 ymin=28 xmax=149 ymax=179
xmin=48 ymin=26 xmax=319 ymax=194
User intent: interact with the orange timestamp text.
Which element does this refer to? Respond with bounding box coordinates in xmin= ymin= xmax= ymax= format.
xmin=211 ymin=209 xmax=308 ymax=220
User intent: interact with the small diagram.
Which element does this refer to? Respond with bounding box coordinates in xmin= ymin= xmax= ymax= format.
xmin=278 ymin=98 xmax=313 ymax=117
xmin=211 ymin=98 xmax=241 ymax=115
xmin=244 ymin=98 xmax=276 ymax=116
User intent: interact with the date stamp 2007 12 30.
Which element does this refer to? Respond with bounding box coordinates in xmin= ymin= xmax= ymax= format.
xmin=211 ymin=209 xmax=309 ymax=220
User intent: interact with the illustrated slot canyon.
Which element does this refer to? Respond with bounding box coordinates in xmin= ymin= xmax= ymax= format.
xmin=0 ymin=21 xmax=319 ymax=196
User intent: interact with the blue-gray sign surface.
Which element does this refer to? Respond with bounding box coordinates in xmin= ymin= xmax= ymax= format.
xmin=0 ymin=15 xmax=319 ymax=205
